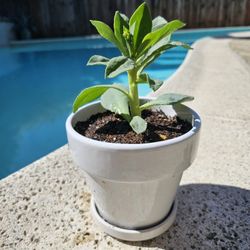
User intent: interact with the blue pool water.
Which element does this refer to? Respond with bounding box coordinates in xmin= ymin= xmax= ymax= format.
xmin=0 ymin=26 xmax=250 ymax=179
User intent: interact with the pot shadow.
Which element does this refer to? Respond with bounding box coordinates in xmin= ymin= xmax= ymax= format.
xmin=119 ymin=184 xmax=250 ymax=249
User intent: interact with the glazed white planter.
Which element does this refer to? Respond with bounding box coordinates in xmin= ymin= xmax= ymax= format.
xmin=66 ymin=99 xmax=201 ymax=241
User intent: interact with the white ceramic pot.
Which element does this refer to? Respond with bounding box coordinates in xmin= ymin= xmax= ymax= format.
xmin=66 ymin=98 xmax=201 ymax=241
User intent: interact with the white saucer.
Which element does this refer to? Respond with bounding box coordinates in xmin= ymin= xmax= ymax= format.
xmin=91 ymin=198 xmax=177 ymax=241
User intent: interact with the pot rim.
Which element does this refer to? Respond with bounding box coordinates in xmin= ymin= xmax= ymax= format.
xmin=66 ymin=99 xmax=201 ymax=151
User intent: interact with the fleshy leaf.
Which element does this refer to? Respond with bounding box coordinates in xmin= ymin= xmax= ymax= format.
xmin=129 ymin=116 xmax=147 ymax=134
xmin=152 ymin=16 xmax=168 ymax=31
xmin=168 ymin=41 xmax=192 ymax=49
xmin=136 ymin=72 xmax=148 ymax=83
xmin=140 ymin=93 xmax=194 ymax=111
xmin=120 ymin=13 xmax=129 ymax=23
xmin=87 ymin=55 xmax=110 ymax=66
xmin=105 ymin=56 xmax=134 ymax=78
xmin=136 ymin=73 xmax=163 ymax=91
xmin=73 ymin=85 xmax=129 ymax=112
xmin=137 ymin=20 xmax=185 ymax=57
xmin=114 ymin=11 xmax=129 ymax=56
xmin=101 ymin=87 xmax=130 ymax=119
xmin=129 ymin=2 xmax=152 ymax=50
xmin=139 ymin=36 xmax=171 ymax=62
xmin=137 ymin=39 xmax=171 ymax=71
xmin=147 ymin=77 xmax=163 ymax=91
xmin=138 ymin=38 xmax=192 ymax=71
xmin=90 ymin=20 xmax=124 ymax=54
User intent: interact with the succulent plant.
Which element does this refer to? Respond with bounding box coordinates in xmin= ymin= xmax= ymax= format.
xmin=73 ymin=2 xmax=193 ymax=134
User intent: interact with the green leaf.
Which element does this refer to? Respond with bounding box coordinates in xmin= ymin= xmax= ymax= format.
xmin=136 ymin=72 xmax=148 ymax=83
xmin=101 ymin=88 xmax=130 ymax=118
xmin=120 ymin=13 xmax=133 ymax=54
xmin=105 ymin=56 xmax=134 ymax=78
xmin=147 ymin=76 xmax=163 ymax=91
xmin=90 ymin=20 xmax=125 ymax=54
xmin=140 ymin=36 xmax=171 ymax=61
xmin=114 ymin=11 xmax=129 ymax=56
xmin=137 ymin=20 xmax=185 ymax=57
xmin=87 ymin=55 xmax=110 ymax=66
xmin=136 ymin=73 xmax=163 ymax=91
xmin=140 ymin=93 xmax=194 ymax=111
xmin=152 ymin=16 xmax=168 ymax=31
xmin=129 ymin=116 xmax=147 ymax=134
xmin=129 ymin=22 xmax=136 ymax=36
xmin=137 ymin=36 xmax=171 ymax=71
xmin=168 ymin=41 xmax=193 ymax=50
xmin=129 ymin=2 xmax=152 ymax=50
xmin=120 ymin=13 xmax=129 ymax=23
xmin=73 ymin=85 xmax=129 ymax=112
xmin=138 ymin=38 xmax=192 ymax=71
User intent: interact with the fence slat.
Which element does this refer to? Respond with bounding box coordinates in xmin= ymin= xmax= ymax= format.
xmin=0 ymin=0 xmax=249 ymax=39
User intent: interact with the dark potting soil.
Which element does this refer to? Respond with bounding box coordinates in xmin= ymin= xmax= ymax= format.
xmin=74 ymin=110 xmax=192 ymax=144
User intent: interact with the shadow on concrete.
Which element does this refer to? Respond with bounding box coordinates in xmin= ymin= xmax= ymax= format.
xmin=121 ymin=184 xmax=250 ymax=249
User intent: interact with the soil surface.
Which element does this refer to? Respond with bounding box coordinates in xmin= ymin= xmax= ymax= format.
xmin=74 ymin=110 xmax=192 ymax=144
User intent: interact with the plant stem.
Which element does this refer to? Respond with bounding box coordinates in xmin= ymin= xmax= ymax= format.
xmin=128 ymin=69 xmax=141 ymax=117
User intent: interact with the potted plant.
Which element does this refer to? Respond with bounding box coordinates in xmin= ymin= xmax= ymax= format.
xmin=66 ymin=2 xmax=201 ymax=241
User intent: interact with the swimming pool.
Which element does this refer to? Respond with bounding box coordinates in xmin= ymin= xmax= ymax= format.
xmin=0 ymin=26 xmax=250 ymax=179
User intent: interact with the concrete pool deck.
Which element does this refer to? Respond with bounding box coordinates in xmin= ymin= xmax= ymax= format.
xmin=0 ymin=37 xmax=250 ymax=249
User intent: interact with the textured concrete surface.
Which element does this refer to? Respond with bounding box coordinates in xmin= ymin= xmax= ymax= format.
xmin=230 ymin=39 xmax=250 ymax=65
xmin=1 ymin=37 xmax=250 ymax=249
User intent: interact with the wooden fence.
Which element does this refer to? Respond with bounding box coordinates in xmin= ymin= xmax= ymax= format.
xmin=1 ymin=0 xmax=250 ymax=39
